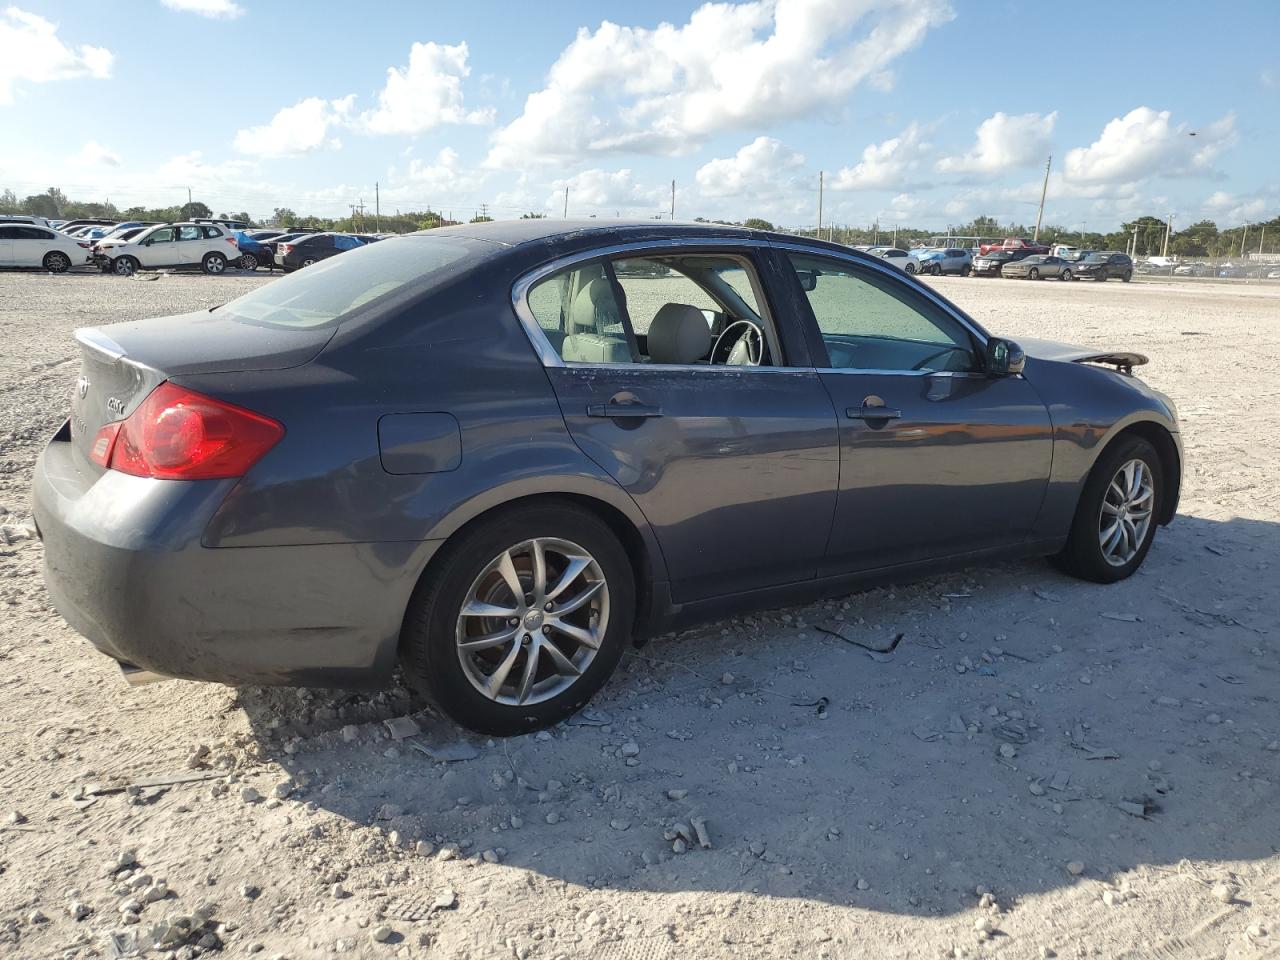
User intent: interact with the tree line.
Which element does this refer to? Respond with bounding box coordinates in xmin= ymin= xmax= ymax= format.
xmin=3 ymin=186 xmax=1275 ymax=257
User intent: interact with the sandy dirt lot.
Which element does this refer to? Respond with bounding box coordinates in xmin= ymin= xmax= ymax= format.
xmin=0 ymin=270 xmax=1277 ymax=959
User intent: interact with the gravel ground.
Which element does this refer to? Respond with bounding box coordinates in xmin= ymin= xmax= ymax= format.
xmin=0 ymin=270 xmax=1278 ymax=959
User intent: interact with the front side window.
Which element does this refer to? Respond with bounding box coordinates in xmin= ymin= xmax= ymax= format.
xmin=148 ymin=227 xmax=175 ymax=244
xmin=788 ymin=254 xmax=978 ymax=373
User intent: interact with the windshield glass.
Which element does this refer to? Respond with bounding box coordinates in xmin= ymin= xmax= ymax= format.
xmin=218 ymin=235 xmax=484 ymax=329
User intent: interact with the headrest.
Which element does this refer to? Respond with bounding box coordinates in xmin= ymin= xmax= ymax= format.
xmin=647 ymin=303 xmax=709 ymax=365
xmin=568 ymin=277 xmax=620 ymax=333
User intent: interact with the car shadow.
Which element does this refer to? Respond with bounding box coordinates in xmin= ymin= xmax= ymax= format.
xmin=234 ymin=512 xmax=1278 ymax=916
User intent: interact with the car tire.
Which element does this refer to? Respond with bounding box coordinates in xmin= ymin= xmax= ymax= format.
xmin=239 ymin=253 xmax=258 ymax=271
xmin=1054 ymin=435 xmax=1163 ymax=584
xmin=929 ymin=263 xmax=942 ymax=276
xmin=1029 ymin=268 xmax=1040 ymax=280
xmin=960 ymin=264 xmax=972 ymax=277
xmin=1095 ymin=271 xmax=1108 ymax=282
xmin=300 ymin=257 xmax=317 ymax=268
xmin=1122 ymin=270 xmax=1133 ymax=282
xmin=1061 ymin=268 xmax=1073 ymax=281
xmin=401 ymin=502 xmax=636 ymax=736
xmin=42 ymin=251 xmax=71 ymax=273
xmin=202 ymin=252 xmax=227 ymax=275
xmin=904 ymin=262 xmax=917 ymax=275
xmin=111 ymin=256 xmax=138 ymax=276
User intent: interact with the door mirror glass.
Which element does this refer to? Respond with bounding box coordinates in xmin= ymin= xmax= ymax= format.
xmin=986 ymin=338 xmax=1026 ymax=376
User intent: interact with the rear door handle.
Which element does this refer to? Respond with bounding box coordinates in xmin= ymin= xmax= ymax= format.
xmin=587 ymin=401 xmax=663 ymax=419
xmin=847 ymin=405 xmax=902 ymax=421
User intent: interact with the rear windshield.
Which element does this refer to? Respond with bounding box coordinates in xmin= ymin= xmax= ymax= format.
xmin=217 ymin=235 xmax=485 ymax=329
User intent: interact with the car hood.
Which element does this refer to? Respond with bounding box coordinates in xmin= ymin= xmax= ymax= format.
xmin=1019 ymin=336 xmax=1148 ymax=370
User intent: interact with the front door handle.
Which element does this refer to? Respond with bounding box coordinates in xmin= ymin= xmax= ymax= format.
xmin=587 ymin=400 xmax=663 ymax=419
xmin=847 ymin=404 xmax=902 ymax=421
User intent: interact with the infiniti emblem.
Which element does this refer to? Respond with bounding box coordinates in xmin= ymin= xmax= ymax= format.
xmin=76 ymin=376 xmax=89 ymax=399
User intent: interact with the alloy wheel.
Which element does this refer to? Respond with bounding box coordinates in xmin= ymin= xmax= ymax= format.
xmin=45 ymin=252 xmax=70 ymax=273
xmin=1098 ymin=458 xmax=1154 ymax=567
xmin=455 ymin=537 xmax=609 ymax=706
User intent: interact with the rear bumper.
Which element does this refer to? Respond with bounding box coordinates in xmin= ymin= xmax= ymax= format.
xmin=33 ymin=431 xmax=440 ymax=688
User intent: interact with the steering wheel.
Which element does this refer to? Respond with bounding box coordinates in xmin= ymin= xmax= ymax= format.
xmin=711 ymin=319 xmax=765 ymax=366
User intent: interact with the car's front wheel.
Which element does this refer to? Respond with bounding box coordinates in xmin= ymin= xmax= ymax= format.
xmin=112 ymin=256 xmax=138 ymax=276
xmin=929 ymin=263 xmax=942 ymax=276
xmin=960 ymin=264 xmax=972 ymax=277
xmin=239 ymin=253 xmax=258 ymax=271
xmin=1055 ymin=435 xmax=1162 ymax=583
xmin=1061 ymin=268 xmax=1073 ymax=281
xmin=1122 ymin=270 xmax=1133 ymax=282
xmin=203 ymin=252 xmax=227 ymax=275
xmin=1029 ymin=267 xmax=1040 ymax=280
xmin=401 ymin=502 xmax=635 ymax=735
xmin=904 ymin=262 xmax=917 ymax=275
xmin=1094 ymin=270 xmax=1108 ymax=282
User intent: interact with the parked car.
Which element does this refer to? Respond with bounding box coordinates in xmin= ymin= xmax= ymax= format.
xmin=970 ymin=249 xmax=1030 ymax=277
xmin=914 ymin=247 xmax=973 ymax=276
xmin=1001 ymin=254 xmax=1076 ymax=281
xmin=1073 ymin=252 xmax=1134 ymax=282
xmin=275 ymin=232 xmax=364 ymax=272
xmin=0 ymin=214 xmax=55 ymax=229
xmin=1050 ymin=245 xmax=1081 ymax=260
xmin=32 ymin=221 xmax=1183 ymax=734
xmin=192 ymin=217 xmax=251 ymax=231
xmin=94 ymin=222 xmax=240 ymax=275
xmin=232 ymin=231 xmax=277 ymax=271
xmin=58 ymin=218 xmax=118 ymax=234
xmin=979 ymin=237 xmax=1050 ymax=256
xmin=0 ymin=224 xmax=92 ymax=272
xmin=868 ymin=246 xmax=917 ymax=274
xmin=1267 ymin=269 xmax=1280 ymax=280
xmin=91 ymin=226 xmax=149 ymax=263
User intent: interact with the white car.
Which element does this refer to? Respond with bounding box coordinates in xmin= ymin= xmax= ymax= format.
xmin=95 ymin=222 xmax=240 ymax=275
xmin=868 ymin=246 xmax=918 ymax=274
xmin=0 ymin=223 xmax=92 ymax=273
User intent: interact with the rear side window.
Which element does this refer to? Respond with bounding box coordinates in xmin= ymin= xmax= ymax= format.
xmin=218 ymin=236 xmax=480 ymax=329
xmin=527 ymin=262 xmax=634 ymax=364
xmin=203 ymin=226 xmax=224 ymax=238
xmin=179 ymin=226 xmax=202 ymax=241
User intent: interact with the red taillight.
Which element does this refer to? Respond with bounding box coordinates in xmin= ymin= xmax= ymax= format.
xmin=226 ymin=237 xmax=238 ymax=247
xmin=104 ymin=382 xmax=284 ymax=480
xmin=280 ymin=243 xmax=293 ymax=255
xmin=78 ymin=241 xmax=91 ymax=249
xmin=90 ymin=422 xmax=121 ymax=467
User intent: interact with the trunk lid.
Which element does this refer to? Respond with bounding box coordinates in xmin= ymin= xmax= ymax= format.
xmin=69 ymin=311 xmax=332 ymax=468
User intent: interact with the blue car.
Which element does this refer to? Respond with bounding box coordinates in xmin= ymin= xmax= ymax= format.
xmin=232 ymin=231 xmax=277 ymax=271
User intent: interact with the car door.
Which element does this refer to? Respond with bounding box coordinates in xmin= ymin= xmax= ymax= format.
xmin=0 ymin=225 xmax=15 ymax=265
xmin=176 ymin=225 xmax=206 ymax=265
xmin=18 ymin=227 xmax=57 ymax=266
xmin=778 ymin=249 xmax=1053 ymax=575
xmin=139 ymin=226 xmax=176 ymax=267
xmin=518 ymin=246 xmax=840 ymax=603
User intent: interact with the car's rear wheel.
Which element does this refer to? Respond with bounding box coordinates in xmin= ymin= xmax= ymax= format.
xmin=1122 ymin=270 xmax=1133 ymax=282
xmin=929 ymin=263 xmax=942 ymax=276
xmin=401 ymin=503 xmax=635 ymax=735
xmin=43 ymin=251 xmax=71 ymax=273
xmin=239 ymin=253 xmax=258 ymax=271
xmin=1061 ymin=268 xmax=1073 ymax=281
xmin=1054 ymin=435 xmax=1162 ymax=583
xmin=1029 ymin=267 xmax=1040 ymax=280
xmin=904 ymin=262 xmax=917 ymax=275
xmin=960 ymin=264 xmax=972 ymax=277
xmin=112 ymin=256 xmax=138 ymax=276
xmin=202 ymin=252 xmax=227 ymax=275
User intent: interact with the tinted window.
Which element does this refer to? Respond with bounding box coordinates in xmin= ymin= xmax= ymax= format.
xmin=0 ymin=226 xmax=18 ymax=239
xmin=527 ymin=261 xmax=633 ymax=364
xmin=219 ymin=236 xmax=479 ymax=330
xmin=945 ymin=249 xmax=964 ymax=257
xmin=789 ymin=254 xmax=977 ymax=373
xmin=15 ymin=227 xmax=52 ymax=240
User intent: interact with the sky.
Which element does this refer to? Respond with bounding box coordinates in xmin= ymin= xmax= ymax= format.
xmin=1 ymin=0 xmax=1277 ymax=230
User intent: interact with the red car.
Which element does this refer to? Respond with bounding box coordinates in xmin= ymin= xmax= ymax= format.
xmin=979 ymin=237 xmax=1050 ymax=256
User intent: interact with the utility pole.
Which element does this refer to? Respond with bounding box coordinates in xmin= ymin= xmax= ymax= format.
xmin=563 ymin=187 xmax=569 ymax=218
xmin=1131 ymin=223 xmax=1139 ymax=258
xmin=480 ymin=202 xmax=489 ymax=220
xmin=1161 ymin=213 xmax=1173 ymax=258
xmin=1033 ymin=154 xmax=1051 ymax=241
xmin=1240 ymin=223 xmax=1248 ymax=257
xmin=670 ymin=179 xmax=675 ymax=220
xmin=816 ymin=171 xmax=823 ymax=238
xmin=187 ymin=186 xmax=192 ymax=205
xmin=375 ymin=181 xmax=380 ymax=232
xmin=1259 ymin=226 xmax=1267 ymax=255
xmin=893 ymin=224 xmax=898 ymax=247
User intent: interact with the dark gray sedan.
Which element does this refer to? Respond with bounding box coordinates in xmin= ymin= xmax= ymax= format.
xmin=33 ymin=221 xmax=1182 ymax=734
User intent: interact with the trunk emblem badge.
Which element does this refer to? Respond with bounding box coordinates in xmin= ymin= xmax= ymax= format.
xmin=76 ymin=377 xmax=90 ymax=399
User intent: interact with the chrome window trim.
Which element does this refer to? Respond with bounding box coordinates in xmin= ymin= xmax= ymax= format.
xmin=509 ymin=236 xmax=991 ymax=371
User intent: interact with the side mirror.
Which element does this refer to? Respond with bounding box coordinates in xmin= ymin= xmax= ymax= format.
xmin=986 ymin=337 xmax=1025 ymax=376
xmin=795 ymin=270 xmax=818 ymax=292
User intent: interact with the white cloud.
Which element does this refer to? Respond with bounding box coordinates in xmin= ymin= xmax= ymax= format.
xmin=549 ymin=168 xmax=664 ymax=214
xmin=233 ymin=95 xmax=355 ymax=157
xmin=0 ymin=7 xmax=113 ymax=105
xmin=694 ymin=136 xmax=805 ymax=199
xmin=1063 ymin=107 xmax=1236 ymax=184
xmin=831 ymin=122 xmax=931 ymax=190
xmin=77 ymin=140 xmax=121 ymax=166
xmin=486 ymin=0 xmax=954 ymax=168
xmin=936 ymin=111 xmax=1056 ymax=175
xmin=160 ymin=0 xmax=244 ymax=19
xmin=359 ymin=41 xmax=493 ymax=136
xmin=1261 ymin=67 xmax=1277 ymax=90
